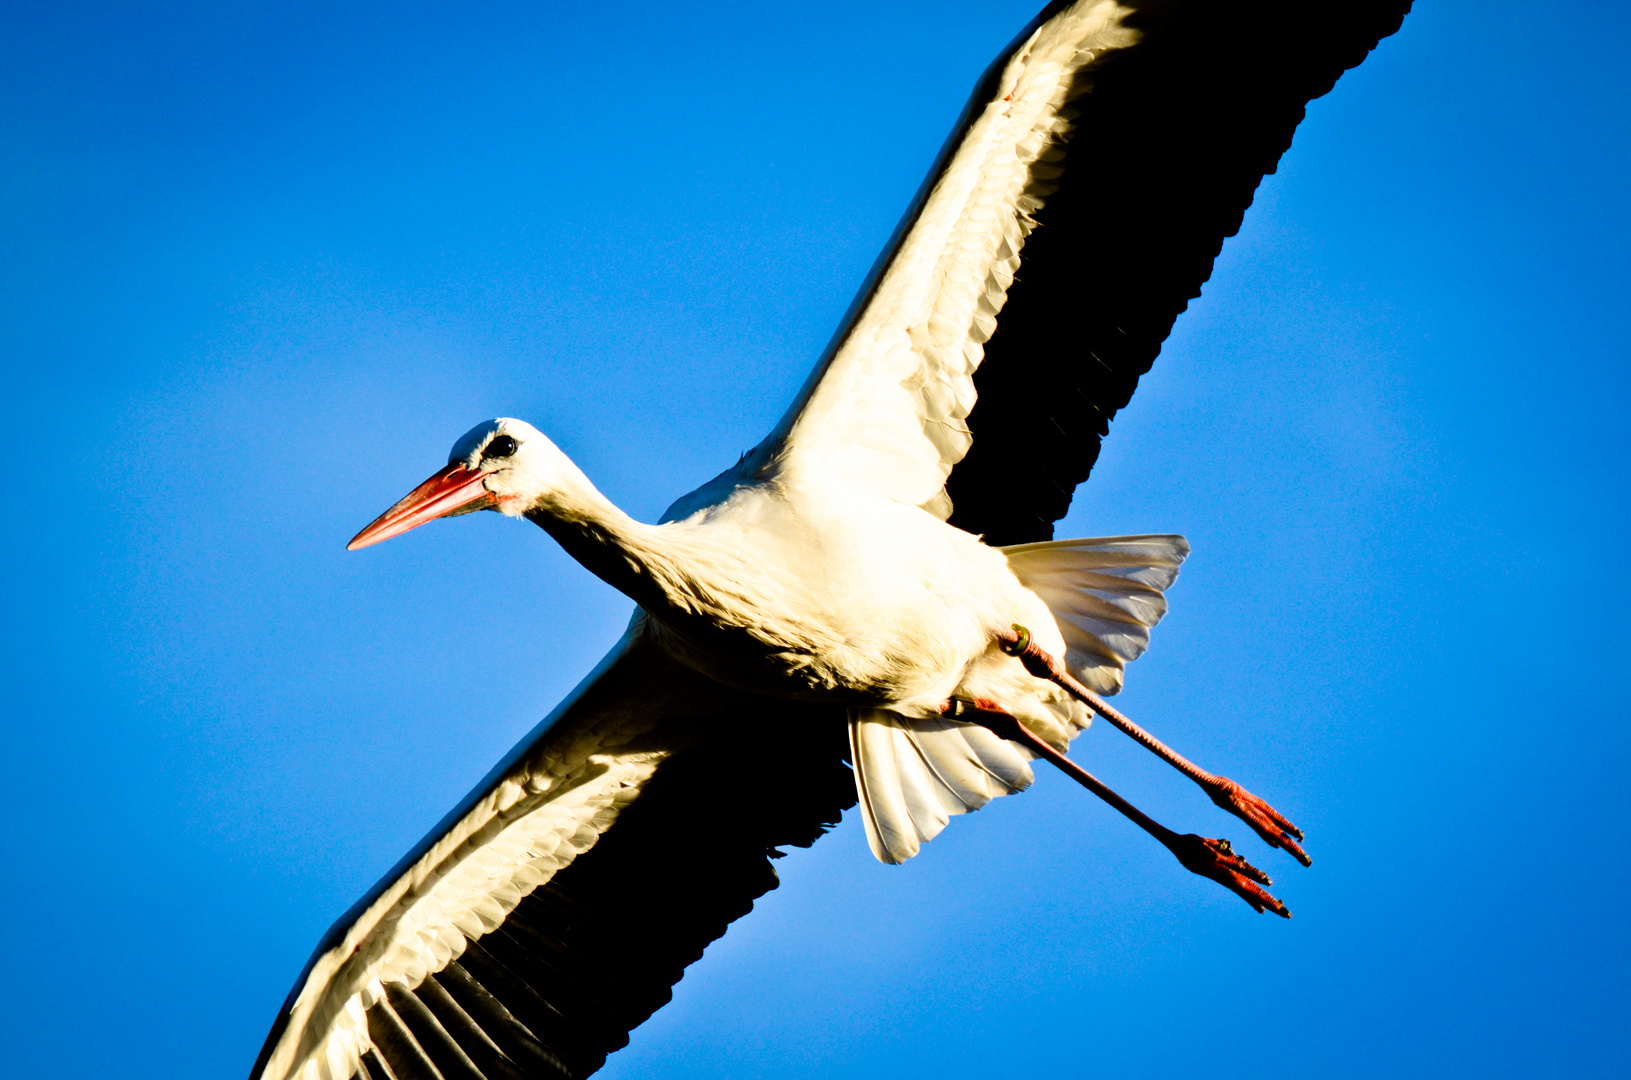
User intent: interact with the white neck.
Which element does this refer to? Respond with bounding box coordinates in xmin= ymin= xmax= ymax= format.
xmin=520 ymin=461 xmax=678 ymax=615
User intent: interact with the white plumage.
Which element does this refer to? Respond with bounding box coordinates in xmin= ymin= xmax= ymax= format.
xmin=850 ymin=710 xmax=1036 ymax=864
xmin=260 ymin=5 xmax=1159 ymax=1059
xmin=768 ymin=0 xmax=1138 ymax=514
xmin=1004 ymin=535 xmax=1191 ymax=694
xmin=248 ymin=0 xmax=1409 ymax=1075
xmin=848 ymin=533 xmax=1190 ymax=864
xmin=265 ymin=402 xmax=1175 ymax=1078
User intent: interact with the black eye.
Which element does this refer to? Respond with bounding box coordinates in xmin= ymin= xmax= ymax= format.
xmin=485 ymin=435 xmax=518 ymax=459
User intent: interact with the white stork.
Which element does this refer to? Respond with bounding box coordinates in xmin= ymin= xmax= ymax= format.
xmin=250 ymin=2 xmax=1413 ymax=1078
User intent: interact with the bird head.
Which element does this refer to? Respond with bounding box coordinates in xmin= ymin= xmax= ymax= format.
xmin=347 ymin=418 xmax=564 ymax=550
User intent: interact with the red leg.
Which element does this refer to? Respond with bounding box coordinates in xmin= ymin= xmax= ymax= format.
xmin=960 ymin=701 xmax=1291 ymax=918
xmin=995 ymin=626 xmax=1311 ymax=866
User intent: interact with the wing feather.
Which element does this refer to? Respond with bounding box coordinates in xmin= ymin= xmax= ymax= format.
xmin=715 ymin=0 xmax=1412 ymax=545
xmin=250 ymin=629 xmax=853 ymax=1080
xmin=766 ymin=0 xmax=1141 ymax=511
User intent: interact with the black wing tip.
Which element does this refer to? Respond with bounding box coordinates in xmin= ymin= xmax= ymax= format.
xmin=946 ymin=0 xmax=1415 ymax=545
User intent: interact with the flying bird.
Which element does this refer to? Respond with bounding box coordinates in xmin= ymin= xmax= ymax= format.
xmin=250 ymin=2 xmax=1413 ymax=1078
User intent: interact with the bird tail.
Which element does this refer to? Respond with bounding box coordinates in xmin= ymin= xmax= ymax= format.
xmin=848 ymin=709 xmax=1035 ymax=864
xmin=1002 ymin=534 xmax=1189 ymax=695
xmin=848 ymin=534 xmax=1186 ymax=865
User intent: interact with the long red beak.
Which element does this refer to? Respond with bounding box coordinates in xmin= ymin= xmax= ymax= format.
xmin=347 ymin=462 xmax=496 ymax=551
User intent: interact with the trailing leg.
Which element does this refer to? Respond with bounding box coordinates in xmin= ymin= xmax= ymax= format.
xmin=995 ymin=625 xmax=1310 ymax=866
xmin=948 ymin=700 xmax=1291 ymax=918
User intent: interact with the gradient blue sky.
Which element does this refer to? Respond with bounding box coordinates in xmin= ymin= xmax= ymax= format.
xmin=2 ymin=2 xmax=1628 ymax=1077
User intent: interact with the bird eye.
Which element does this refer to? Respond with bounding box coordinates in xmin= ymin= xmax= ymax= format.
xmin=485 ymin=435 xmax=518 ymax=459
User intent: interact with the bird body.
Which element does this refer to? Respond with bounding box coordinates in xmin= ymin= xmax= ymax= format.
xmin=248 ymin=2 xmax=1414 ymax=1077
xmin=480 ymin=418 xmax=1085 ymax=737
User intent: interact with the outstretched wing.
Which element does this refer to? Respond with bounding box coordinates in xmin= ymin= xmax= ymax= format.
xmin=741 ymin=0 xmax=1412 ymax=544
xmin=249 ymin=629 xmax=853 ymax=1080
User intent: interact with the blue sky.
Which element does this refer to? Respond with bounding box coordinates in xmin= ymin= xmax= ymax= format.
xmin=1 ymin=2 xmax=1627 ymax=1077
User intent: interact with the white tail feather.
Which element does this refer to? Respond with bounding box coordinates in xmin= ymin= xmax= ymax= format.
xmin=849 ymin=709 xmax=1034 ymax=864
xmin=848 ymin=535 xmax=1185 ymax=865
xmin=1003 ymin=534 xmax=1189 ymax=695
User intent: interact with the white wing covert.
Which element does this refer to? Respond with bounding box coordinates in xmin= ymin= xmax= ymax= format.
xmin=766 ymin=1 xmax=1142 ymax=517
xmin=722 ymin=0 xmax=1412 ymax=548
xmin=249 ymin=631 xmax=853 ymax=1080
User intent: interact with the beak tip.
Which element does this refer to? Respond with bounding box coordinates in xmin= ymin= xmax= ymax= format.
xmin=346 ymin=526 xmax=389 ymax=551
xmin=344 ymin=462 xmax=490 ymax=553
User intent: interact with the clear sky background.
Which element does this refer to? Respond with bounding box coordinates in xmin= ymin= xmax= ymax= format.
xmin=2 ymin=2 xmax=1627 ymax=1077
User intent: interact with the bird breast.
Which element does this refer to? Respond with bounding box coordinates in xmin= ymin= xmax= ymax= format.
xmin=631 ymin=483 xmax=1030 ymax=710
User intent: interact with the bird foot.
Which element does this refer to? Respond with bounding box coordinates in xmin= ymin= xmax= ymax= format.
xmin=1164 ymin=834 xmax=1291 ymax=918
xmin=1204 ymin=777 xmax=1310 ymax=866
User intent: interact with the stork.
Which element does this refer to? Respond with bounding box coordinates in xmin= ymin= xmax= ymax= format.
xmin=249 ymin=3 xmax=1413 ymax=1078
